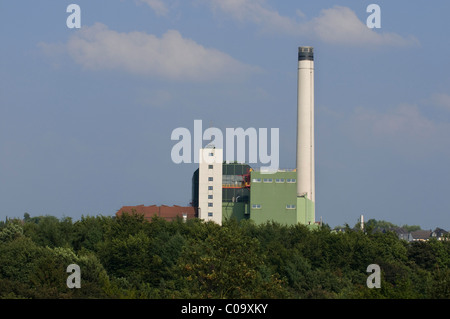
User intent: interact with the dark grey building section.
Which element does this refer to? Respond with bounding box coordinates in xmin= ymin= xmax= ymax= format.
xmin=298 ymin=46 xmax=314 ymax=61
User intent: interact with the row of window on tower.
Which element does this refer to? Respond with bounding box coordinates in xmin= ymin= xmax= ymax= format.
xmin=252 ymin=178 xmax=296 ymax=183
xmin=252 ymin=204 xmax=296 ymax=209
xmin=207 ymin=163 xmax=214 ymax=218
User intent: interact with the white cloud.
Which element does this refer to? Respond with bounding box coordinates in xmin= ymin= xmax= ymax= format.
xmin=341 ymin=103 xmax=450 ymax=158
xmin=40 ymin=23 xmax=260 ymax=81
xmin=136 ymin=0 xmax=169 ymax=16
xmin=206 ymin=1 xmax=418 ymax=47
xmin=305 ymin=6 xmax=419 ymax=47
xmin=321 ymin=104 xmax=450 ymax=161
xmin=320 ymin=93 xmax=450 ymax=158
xmin=430 ymin=93 xmax=450 ymax=111
xmin=208 ymin=0 xmax=299 ymax=35
xmin=351 ymin=104 xmax=437 ymax=140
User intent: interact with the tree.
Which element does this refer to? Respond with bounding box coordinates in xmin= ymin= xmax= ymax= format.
xmin=408 ymin=241 xmax=438 ymax=271
xmin=72 ymin=215 xmax=112 ymax=252
xmin=98 ymin=230 xmax=152 ymax=283
xmin=22 ymin=215 xmax=74 ymax=248
xmin=0 ymin=222 xmax=24 ymax=242
xmin=402 ymin=224 xmax=421 ymax=232
xmin=174 ymin=220 xmax=287 ymax=298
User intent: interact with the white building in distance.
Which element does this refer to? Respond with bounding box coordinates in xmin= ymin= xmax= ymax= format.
xmin=198 ymin=147 xmax=223 ymax=225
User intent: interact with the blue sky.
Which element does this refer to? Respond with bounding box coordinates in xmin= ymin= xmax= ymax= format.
xmin=1 ymin=1 xmax=449 ymax=229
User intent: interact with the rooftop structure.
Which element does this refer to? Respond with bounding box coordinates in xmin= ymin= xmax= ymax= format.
xmin=116 ymin=205 xmax=197 ymax=222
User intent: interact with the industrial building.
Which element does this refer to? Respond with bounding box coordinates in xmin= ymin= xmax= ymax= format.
xmin=191 ymin=46 xmax=319 ymax=228
xmin=117 ymin=46 xmax=320 ymax=228
xmin=191 ymin=160 xmax=318 ymax=228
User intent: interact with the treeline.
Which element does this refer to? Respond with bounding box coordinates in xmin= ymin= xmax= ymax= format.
xmin=0 ymin=214 xmax=448 ymax=299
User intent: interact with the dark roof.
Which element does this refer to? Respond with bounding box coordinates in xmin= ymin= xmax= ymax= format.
xmin=117 ymin=205 xmax=197 ymax=222
xmin=433 ymin=227 xmax=448 ymax=235
xmin=392 ymin=227 xmax=409 ymax=235
xmin=411 ymin=230 xmax=432 ymax=240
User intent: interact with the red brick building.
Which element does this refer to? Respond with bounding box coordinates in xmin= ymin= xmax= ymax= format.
xmin=116 ymin=205 xmax=198 ymax=222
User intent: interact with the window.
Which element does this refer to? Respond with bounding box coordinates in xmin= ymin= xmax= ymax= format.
xmin=286 ymin=204 xmax=296 ymax=209
xmin=208 ymin=195 xmax=213 ymax=199
xmin=208 ymin=165 xmax=213 ymax=169
xmin=263 ymin=178 xmax=273 ymax=183
xmin=287 ymin=178 xmax=296 ymax=183
xmin=209 ymin=152 xmax=214 ymax=156
xmin=275 ymin=178 xmax=285 ymax=183
xmin=208 ymin=212 xmax=213 ymax=217
xmin=252 ymin=204 xmax=261 ymax=209
xmin=208 ymin=186 xmax=213 ymax=190
xmin=208 ymin=203 xmax=213 ymax=207
xmin=208 ymin=177 xmax=213 ymax=181
xmin=252 ymin=178 xmax=261 ymax=183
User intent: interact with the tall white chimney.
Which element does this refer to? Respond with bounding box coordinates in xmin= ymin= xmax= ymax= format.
xmin=296 ymin=46 xmax=315 ymax=225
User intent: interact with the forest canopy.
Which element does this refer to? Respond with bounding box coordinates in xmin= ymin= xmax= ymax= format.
xmin=0 ymin=213 xmax=448 ymax=299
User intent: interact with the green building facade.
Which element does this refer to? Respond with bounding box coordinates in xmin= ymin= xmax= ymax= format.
xmin=193 ymin=163 xmax=318 ymax=227
xmin=248 ymin=170 xmax=299 ymax=225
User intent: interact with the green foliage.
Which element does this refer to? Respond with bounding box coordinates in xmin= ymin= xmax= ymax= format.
xmin=364 ymin=219 xmax=422 ymax=233
xmin=22 ymin=215 xmax=75 ymax=248
xmin=402 ymin=225 xmax=422 ymax=232
xmin=174 ymin=220 xmax=287 ymax=298
xmin=72 ymin=215 xmax=113 ymax=252
xmin=0 ymin=214 xmax=448 ymax=299
xmin=365 ymin=219 xmax=397 ymax=230
xmin=0 ymin=222 xmax=24 ymax=242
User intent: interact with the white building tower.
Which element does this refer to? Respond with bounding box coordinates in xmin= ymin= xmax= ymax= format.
xmin=198 ymin=146 xmax=223 ymax=225
xmin=296 ymin=46 xmax=315 ymax=225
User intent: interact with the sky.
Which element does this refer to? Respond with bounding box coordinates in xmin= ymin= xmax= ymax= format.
xmin=1 ymin=0 xmax=449 ymax=230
